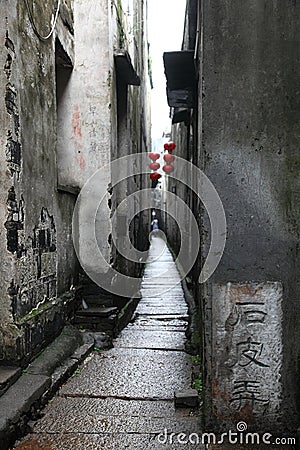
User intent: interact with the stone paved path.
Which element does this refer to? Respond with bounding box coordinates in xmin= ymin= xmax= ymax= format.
xmin=14 ymin=237 xmax=203 ymax=449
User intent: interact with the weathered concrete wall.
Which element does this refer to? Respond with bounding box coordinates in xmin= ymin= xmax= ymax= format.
xmin=0 ymin=0 xmax=151 ymax=363
xmin=107 ymin=0 xmax=151 ymax=278
xmin=57 ymin=0 xmax=112 ymax=189
xmin=166 ymin=0 xmax=300 ymax=434
xmin=0 ymin=0 xmax=21 ymax=363
xmin=75 ymin=0 xmax=151 ymax=280
xmin=0 ymin=0 xmax=78 ymax=364
xmin=165 ymin=123 xmax=191 ymax=256
xmin=200 ymin=0 xmax=300 ymax=433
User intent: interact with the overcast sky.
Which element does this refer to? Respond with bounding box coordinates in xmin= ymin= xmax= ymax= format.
xmin=147 ymin=0 xmax=186 ymax=140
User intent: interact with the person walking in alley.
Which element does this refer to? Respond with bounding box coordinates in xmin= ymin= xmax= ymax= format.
xmin=151 ymin=218 xmax=159 ymax=232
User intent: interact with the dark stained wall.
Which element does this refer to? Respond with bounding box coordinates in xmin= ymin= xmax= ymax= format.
xmin=0 ymin=0 xmax=78 ymax=365
xmin=167 ymin=0 xmax=300 ymax=434
xmin=200 ymin=0 xmax=300 ymax=433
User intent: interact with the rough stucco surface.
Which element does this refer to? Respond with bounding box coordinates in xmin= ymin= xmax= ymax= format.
xmin=0 ymin=0 xmax=81 ymax=363
xmin=200 ymin=0 xmax=300 ymax=433
xmin=56 ymin=0 xmax=112 ymax=188
xmin=168 ymin=0 xmax=300 ymax=434
xmin=0 ymin=0 xmax=151 ymax=364
xmin=0 ymin=1 xmax=20 ymax=361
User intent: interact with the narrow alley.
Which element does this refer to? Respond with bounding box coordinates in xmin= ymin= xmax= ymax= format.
xmin=1 ymin=0 xmax=300 ymax=446
xmin=13 ymin=236 xmax=202 ymax=449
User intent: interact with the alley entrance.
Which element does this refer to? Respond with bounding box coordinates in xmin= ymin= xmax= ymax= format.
xmin=14 ymin=236 xmax=202 ymax=449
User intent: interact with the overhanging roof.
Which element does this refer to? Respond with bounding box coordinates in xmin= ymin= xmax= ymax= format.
xmin=172 ymin=108 xmax=189 ymax=125
xmin=163 ymin=51 xmax=196 ymax=108
xmin=114 ymin=49 xmax=140 ymax=86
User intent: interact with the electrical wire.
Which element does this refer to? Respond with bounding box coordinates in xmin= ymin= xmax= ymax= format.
xmin=24 ymin=0 xmax=61 ymax=41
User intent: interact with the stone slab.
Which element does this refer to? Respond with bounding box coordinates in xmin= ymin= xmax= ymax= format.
xmin=74 ymin=314 xmax=117 ymax=324
xmin=174 ymin=389 xmax=199 ymax=408
xmin=135 ymin=307 xmax=187 ymax=315
xmin=31 ymin=397 xmax=200 ymax=434
xmin=48 ymin=358 xmax=80 ymax=397
xmin=140 ymin=292 xmax=183 ymax=298
xmin=136 ymin=299 xmax=186 ymax=305
xmin=141 ymin=285 xmax=182 ymax=291
xmin=143 ymin=274 xmax=181 ymax=279
xmin=14 ymin=432 xmax=205 ymax=449
xmin=138 ymin=296 xmax=185 ymax=302
xmin=114 ymin=329 xmax=186 ymax=350
xmin=208 ymin=444 xmax=295 ymax=450
xmin=71 ymin=343 xmax=94 ymax=362
xmin=126 ymin=324 xmax=187 ymax=332
xmin=34 ymin=396 xmax=194 ymax=421
xmin=135 ymin=314 xmax=188 ymax=321
xmin=135 ymin=306 xmax=188 ymax=315
xmin=0 ymin=374 xmax=51 ymax=433
xmin=129 ymin=316 xmax=187 ymax=332
xmin=0 ymin=367 xmax=21 ymax=395
xmin=27 ymin=327 xmax=82 ymax=376
xmin=142 ymin=281 xmax=182 ymax=287
xmin=59 ymin=348 xmax=193 ymax=399
xmin=75 ymin=306 xmax=118 ymax=317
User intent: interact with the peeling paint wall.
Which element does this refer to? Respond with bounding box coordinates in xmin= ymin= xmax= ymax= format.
xmin=0 ymin=0 xmax=151 ymax=364
xmin=0 ymin=1 xmax=19 ymax=363
xmin=0 ymin=0 xmax=78 ymax=364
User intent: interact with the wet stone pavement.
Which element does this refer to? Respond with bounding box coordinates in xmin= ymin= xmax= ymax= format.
xmin=14 ymin=237 xmax=203 ymax=450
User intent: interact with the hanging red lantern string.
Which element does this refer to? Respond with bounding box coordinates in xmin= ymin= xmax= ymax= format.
xmin=149 ymin=152 xmax=160 ymax=161
xmin=163 ymin=164 xmax=174 ymax=174
xmin=163 ymin=153 xmax=175 ymax=163
xmin=148 ymin=141 xmax=176 ymax=180
xmin=163 ymin=140 xmax=176 ymax=174
xmin=163 ymin=141 xmax=176 ymax=152
xmin=150 ymin=172 xmax=162 ymax=181
xmin=149 ymin=162 xmax=160 ymax=171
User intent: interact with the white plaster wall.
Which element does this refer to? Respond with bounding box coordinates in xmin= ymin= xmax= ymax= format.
xmin=56 ymin=0 xmax=114 ymax=269
xmin=56 ymin=0 xmax=113 ymax=189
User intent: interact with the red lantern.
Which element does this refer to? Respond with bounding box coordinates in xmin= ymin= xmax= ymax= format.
xmin=163 ymin=164 xmax=174 ymax=174
xmin=163 ymin=154 xmax=175 ymax=163
xmin=149 ymin=162 xmax=160 ymax=171
xmin=164 ymin=141 xmax=176 ymax=151
xmin=150 ymin=172 xmax=162 ymax=181
xmin=149 ymin=152 xmax=160 ymax=161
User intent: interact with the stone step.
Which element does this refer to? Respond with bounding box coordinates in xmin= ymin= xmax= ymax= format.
xmin=74 ymin=314 xmax=117 ymax=326
xmin=74 ymin=309 xmax=118 ymax=336
xmin=75 ymin=306 xmax=118 ymax=318
xmin=0 ymin=366 xmax=22 ymax=397
xmin=81 ymin=294 xmax=114 ymax=307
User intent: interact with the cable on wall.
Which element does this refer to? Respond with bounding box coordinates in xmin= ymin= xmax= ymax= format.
xmin=24 ymin=0 xmax=61 ymax=41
